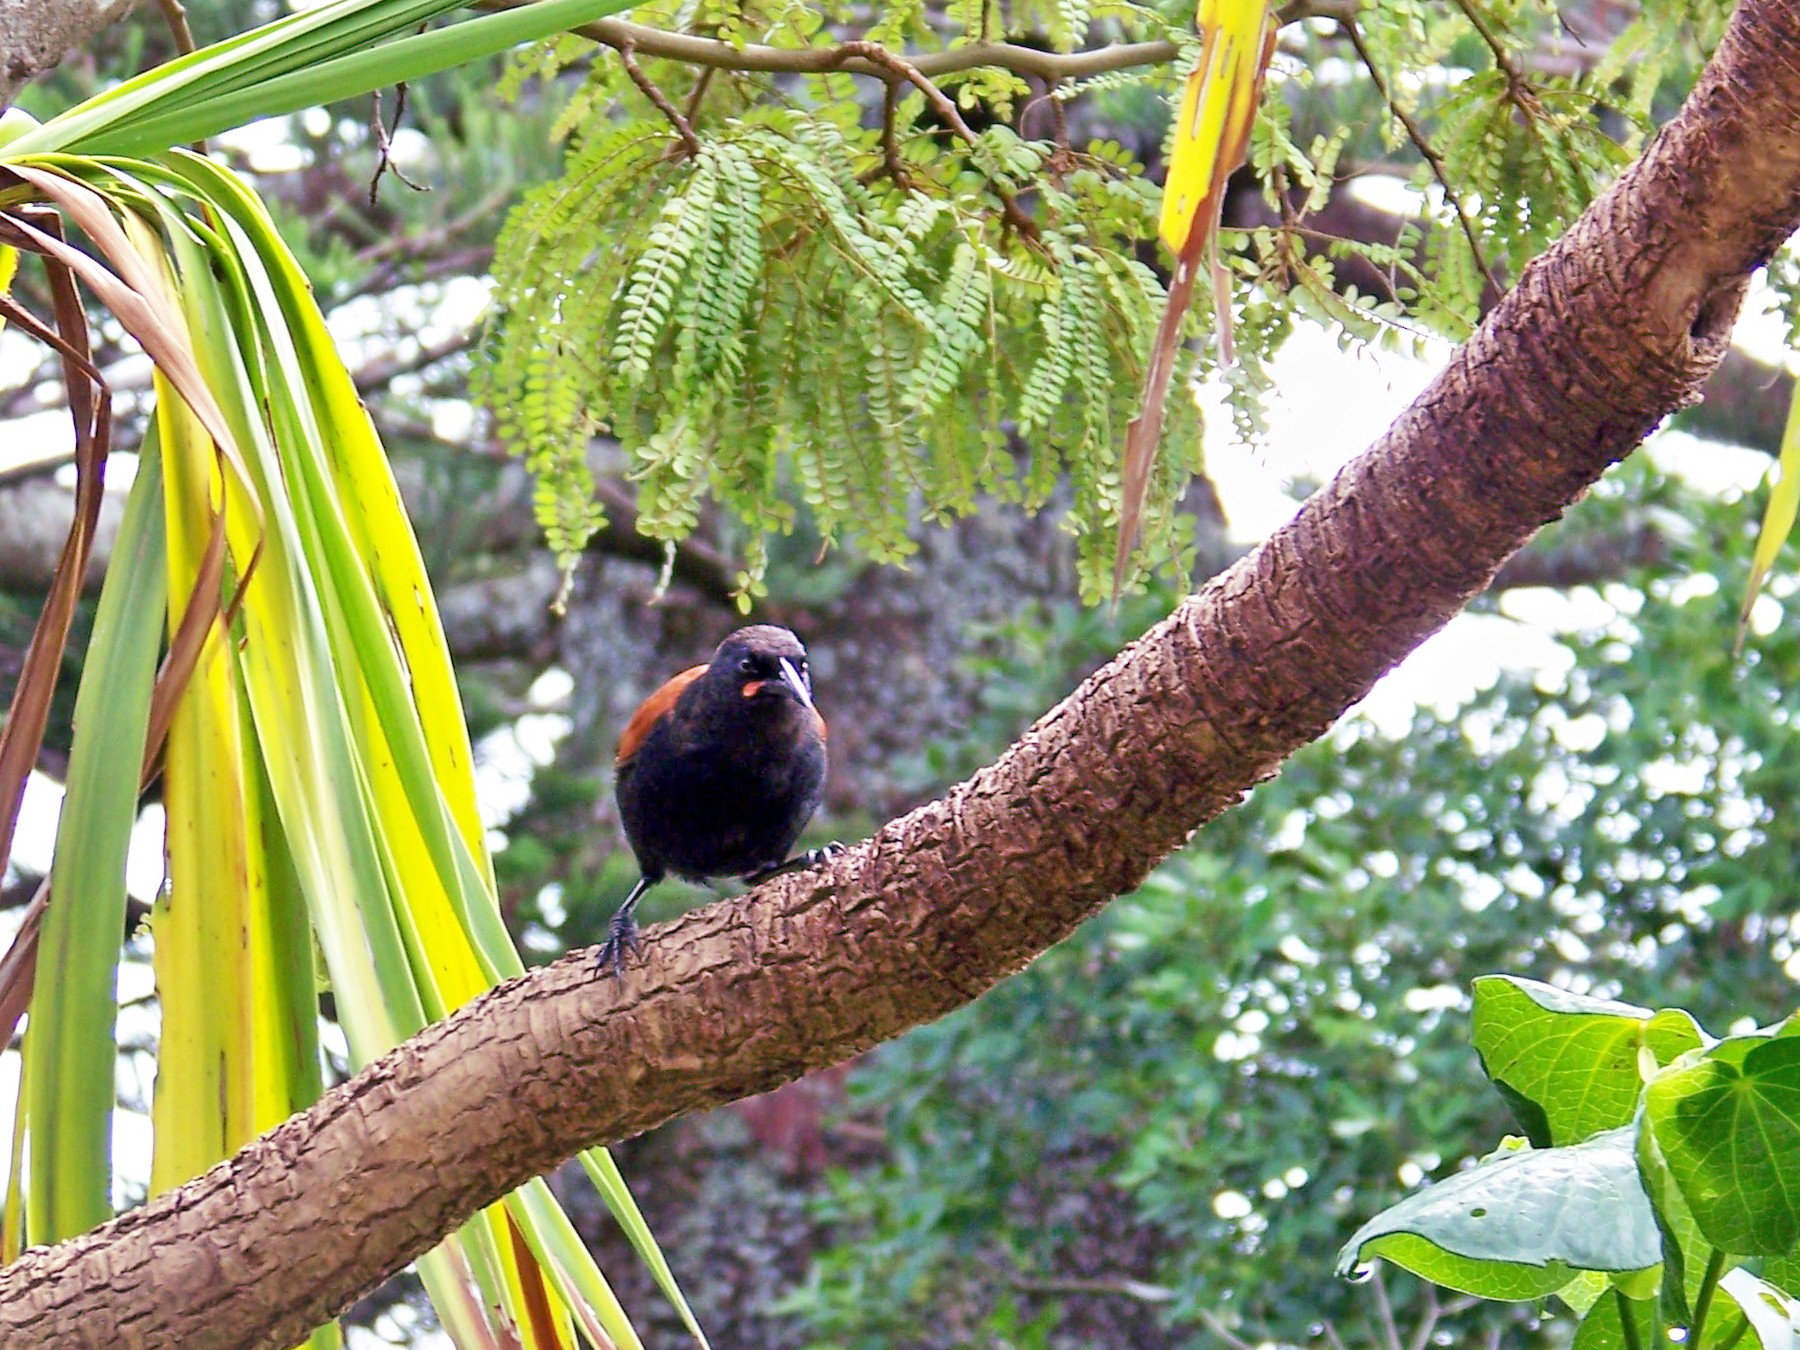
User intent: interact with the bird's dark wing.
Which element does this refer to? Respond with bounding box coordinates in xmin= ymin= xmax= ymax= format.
xmin=616 ymin=665 xmax=708 ymax=767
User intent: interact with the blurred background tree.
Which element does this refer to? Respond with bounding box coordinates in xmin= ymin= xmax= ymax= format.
xmin=1 ymin=0 xmax=1795 ymax=1346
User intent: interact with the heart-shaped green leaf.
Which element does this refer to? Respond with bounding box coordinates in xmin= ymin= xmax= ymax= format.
xmin=1473 ymin=976 xmax=1705 ymax=1147
xmin=1647 ymin=1034 xmax=1800 ymax=1255
xmin=1338 ymin=1128 xmax=1660 ymax=1300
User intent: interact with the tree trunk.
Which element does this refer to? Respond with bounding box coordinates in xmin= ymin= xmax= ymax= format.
xmin=6 ymin=1 xmax=1800 ymax=1345
xmin=0 ymin=0 xmax=142 ymax=111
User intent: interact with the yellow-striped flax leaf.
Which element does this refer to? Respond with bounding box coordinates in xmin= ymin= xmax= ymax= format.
xmin=4 ymin=141 xmax=701 ymax=1347
xmin=1158 ymin=0 xmax=1275 ymax=254
xmin=149 ymin=363 xmax=259 ymax=1194
xmin=1740 ymin=370 xmax=1800 ymax=651
xmin=1119 ymin=0 xmax=1275 ymax=598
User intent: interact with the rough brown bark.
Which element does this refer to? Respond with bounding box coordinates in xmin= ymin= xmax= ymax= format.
xmin=7 ymin=1 xmax=1800 ymax=1346
xmin=0 ymin=0 xmax=142 ymax=110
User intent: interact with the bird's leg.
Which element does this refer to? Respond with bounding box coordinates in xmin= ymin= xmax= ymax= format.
xmin=596 ymin=875 xmax=655 ymax=977
xmin=743 ymin=841 xmax=846 ymax=886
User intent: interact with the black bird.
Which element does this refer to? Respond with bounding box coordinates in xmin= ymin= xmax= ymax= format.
xmin=599 ymin=625 xmax=834 ymax=974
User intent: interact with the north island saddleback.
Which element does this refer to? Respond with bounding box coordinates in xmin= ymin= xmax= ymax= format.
xmin=599 ymin=625 xmax=838 ymax=975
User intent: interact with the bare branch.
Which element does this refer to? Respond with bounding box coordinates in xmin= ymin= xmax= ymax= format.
xmin=860 ymin=79 xmax=912 ymax=188
xmin=1449 ymin=0 xmax=1530 ymax=96
xmin=151 ymin=0 xmax=195 ymax=54
xmin=1194 ymin=1306 xmax=1259 ymax=1350
xmin=472 ymin=1 xmax=1183 ymax=81
xmin=150 ymin=0 xmax=207 ymax=153
xmin=431 ymin=556 xmax=561 ymax=661
xmin=1340 ymin=15 xmax=1504 ymax=299
xmin=1010 ymin=1274 xmax=1178 ymax=1304
xmin=349 ymin=327 xmax=475 ymax=395
xmin=1371 ymin=1266 xmax=1403 ymax=1350
xmin=0 ymin=0 xmax=143 ymax=111
xmin=368 ymin=84 xmax=431 ymax=205
xmin=617 ymin=42 xmax=701 ymax=158
xmin=470 ymin=0 xmax=1354 ymax=85
xmin=835 ymin=40 xmax=1042 ymax=247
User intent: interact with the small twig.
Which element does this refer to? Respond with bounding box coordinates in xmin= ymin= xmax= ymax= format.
xmin=1370 ymin=1266 xmax=1403 ymax=1350
xmin=369 ymin=84 xmax=432 ymax=207
xmin=1406 ymin=1284 xmax=1456 ymax=1350
xmin=618 ymin=44 xmax=702 ymax=158
xmin=1194 ymin=1305 xmax=1259 ymax=1350
xmin=1321 ymin=1320 xmax=1349 ymax=1350
xmin=1340 ymin=16 xmax=1502 ymax=298
xmin=1407 ymin=1282 xmax=1438 ymax=1350
xmin=1010 ymin=1274 xmax=1176 ymax=1303
xmin=352 ymin=188 xmax=507 ymax=267
xmin=1045 ymin=85 xmax=1074 ymax=188
xmin=151 ymin=0 xmax=206 ymax=153
xmin=1018 ymin=87 xmax=1057 ymax=140
xmin=680 ymin=66 xmax=716 ymax=127
xmin=350 ymin=327 xmax=478 ymax=395
xmin=1449 ymin=0 xmax=1532 ymax=98
xmin=1555 ymin=6 xmax=1592 ymax=46
xmin=1271 ymin=162 xmax=1297 ymax=232
xmin=834 ymin=41 xmax=1042 ymax=248
xmin=859 ymin=80 xmax=913 ymax=188
xmin=588 ymin=478 xmax=739 ymax=603
xmin=154 ymin=0 xmax=199 ymax=56
xmin=337 ymin=243 xmax=494 ymax=305
xmin=1017 ymin=78 xmax=1074 ymax=186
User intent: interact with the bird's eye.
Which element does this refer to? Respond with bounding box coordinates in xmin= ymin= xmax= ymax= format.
xmin=738 ymin=656 xmax=756 ymax=675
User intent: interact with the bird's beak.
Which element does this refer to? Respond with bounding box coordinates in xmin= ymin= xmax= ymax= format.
xmin=778 ymin=656 xmax=813 ymax=709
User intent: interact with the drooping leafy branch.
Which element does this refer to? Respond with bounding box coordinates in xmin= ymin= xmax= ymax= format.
xmin=483 ymin=88 xmax=1201 ymax=603
xmin=481 ymin=0 xmax=1739 ymax=604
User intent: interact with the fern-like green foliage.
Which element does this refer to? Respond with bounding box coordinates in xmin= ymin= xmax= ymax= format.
xmin=485 ymin=57 xmax=1200 ymax=603
xmin=480 ymin=0 xmax=1738 ymax=607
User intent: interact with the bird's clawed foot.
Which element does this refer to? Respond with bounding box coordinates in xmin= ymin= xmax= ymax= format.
xmin=745 ymin=841 xmax=846 ymax=886
xmin=595 ymin=908 xmax=642 ymax=978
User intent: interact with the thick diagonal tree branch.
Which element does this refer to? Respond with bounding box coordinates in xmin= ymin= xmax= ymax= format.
xmin=8 ymin=2 xmax=1800 ymax=1346
xmin=0 ymin=0 xmax=143 ymax=111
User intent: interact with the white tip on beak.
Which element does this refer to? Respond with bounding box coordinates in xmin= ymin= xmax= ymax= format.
xmin=778 ymin=656 xmax=813 ymax=709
